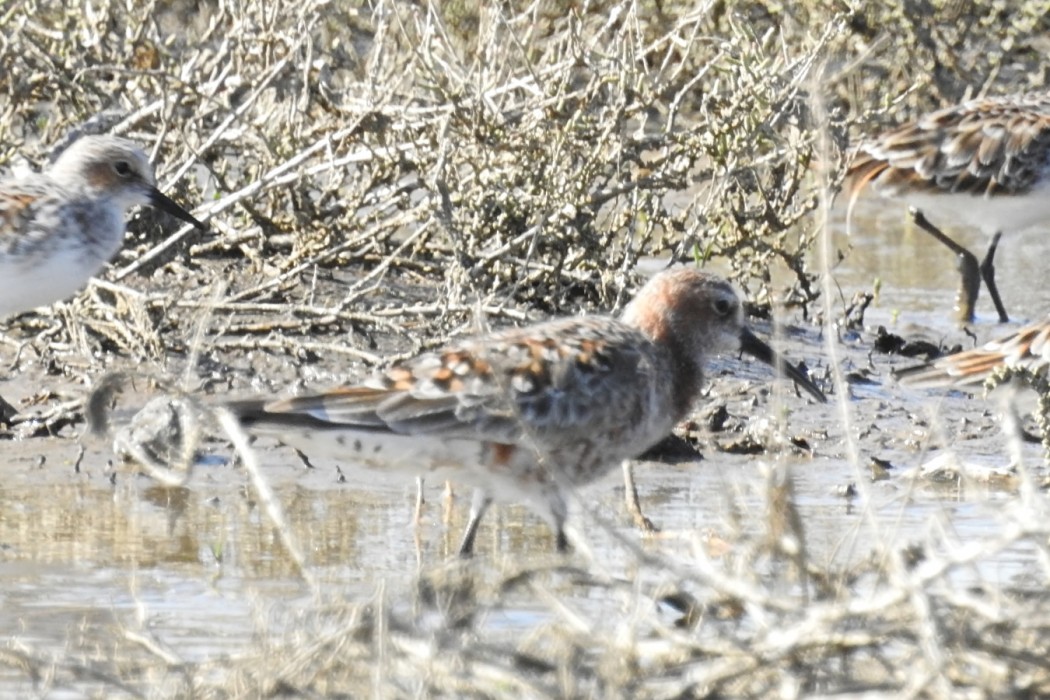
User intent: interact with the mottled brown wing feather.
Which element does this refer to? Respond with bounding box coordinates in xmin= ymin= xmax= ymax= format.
xmin=896 ymin=321 xmax=1050 ymax=387
xmin=848 ymin=93 xmax=1050 ymax=199
xmin=257 ymin=317 xmax=655 ymax=446
xmin=0 ymin=185 xmax=47 ymax=251
xmin=263 ymin=385 xmax=391 ymax=427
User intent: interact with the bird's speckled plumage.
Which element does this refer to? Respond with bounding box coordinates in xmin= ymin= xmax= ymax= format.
xmin=847 ymin=91 xmax=1050 ymax=232
xmin=846 ymin=91 xmax=1050 ymax=324
xmin=0 ymin=135 xmax=204 ymax=317
xmin=896 ymin=320 xmax=1050 ymax=388
xmin=232 ymin=268 xmax=826 ymax=555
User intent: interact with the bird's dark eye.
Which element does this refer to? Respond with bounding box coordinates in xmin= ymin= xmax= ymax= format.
xmin=113 ymin=160 xmax=133 ymax=177
xmin=713 ymin=298 xmax=732 ymax=316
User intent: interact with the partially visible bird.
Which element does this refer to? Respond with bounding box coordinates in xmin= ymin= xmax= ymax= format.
xmin=0 ymin=134 xmax=205 ymax=318
xmin=895 ymin=319 xmax=1050 ymax=388
xmin=847 ymin=91 xmax=1050 ymax=324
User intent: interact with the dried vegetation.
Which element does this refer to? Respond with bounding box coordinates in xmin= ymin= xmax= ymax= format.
xmin=2 ymin=0 xmax=1050 ymax=696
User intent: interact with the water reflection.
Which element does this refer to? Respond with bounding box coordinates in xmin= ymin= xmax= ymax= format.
xmin=834 ymin=197 xmax=1050 ymax=328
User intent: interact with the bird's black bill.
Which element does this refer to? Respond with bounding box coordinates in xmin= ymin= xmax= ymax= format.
xmin=149 ymin=187 xmax=207 ymax=230
xmin=739 ymin=328 xmax=826 ymax=403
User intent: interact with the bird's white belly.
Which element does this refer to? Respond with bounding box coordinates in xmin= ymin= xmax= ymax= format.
xmin=890 ymin=186 xmax=1050 ymax=234
xmin=0 ymin=248 xmax=108 ymax=317
xmin=256 ymin=424 xmax=543 ymax=491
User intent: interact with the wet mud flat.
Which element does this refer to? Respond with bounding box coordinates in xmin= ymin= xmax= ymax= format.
xmin=2 ymin=264 xmax=1049 ymax=695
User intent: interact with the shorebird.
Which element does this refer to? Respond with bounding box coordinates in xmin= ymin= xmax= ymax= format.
xmin=894 ymin=319 xmax=1050 ymax=469
xmin=847 ymin=91 xmax=1050 ymax=324
xmin=0 ymin=134 xmax=205 ymax=318
xmin=895 ymin=319 xmax=1050 ymax=388
xmin=230 ymin=268 xmax=826 ymax=556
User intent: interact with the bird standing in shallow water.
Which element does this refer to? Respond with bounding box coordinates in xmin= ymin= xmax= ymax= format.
xmin=0 ymin=134 xmax=206 ymax=318
xmin=847 ymin=91 xmax=1050 ymax=324
xmin=231 ymin=268 xmax=826 ymax=556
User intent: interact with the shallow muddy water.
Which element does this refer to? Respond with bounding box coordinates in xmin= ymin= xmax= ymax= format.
xmin=2 ymin=197 xmax=1049 ymax=693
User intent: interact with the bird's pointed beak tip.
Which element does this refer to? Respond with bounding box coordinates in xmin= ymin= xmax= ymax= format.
xmin=738 ymin=327 xmax=826 ymax=404
xmin=149 ymin=187 xmax=207 ymax=231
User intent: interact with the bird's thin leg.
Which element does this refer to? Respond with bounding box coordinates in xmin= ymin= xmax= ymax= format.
xmin=441 ymin=480 xmax=455 ymax=527
xmin=910 ymin=208 xmax=980 ymax=324
xmin=457 ymin=488 xmax=492 ymax=558
xmin=412 ymin=514 xmax=424 ymax=569
xmin=548 ymin=489 xmax=572 ymax=553
xmin=622 ymin=460 xmax=658 ymax=533
xmin=555 ymin=528 xmax=570 ymax=553
xmin=979 ymin=232 xmax=1009 ymax=323
xmin=413 ymin=476 xmax=426 ymax=527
